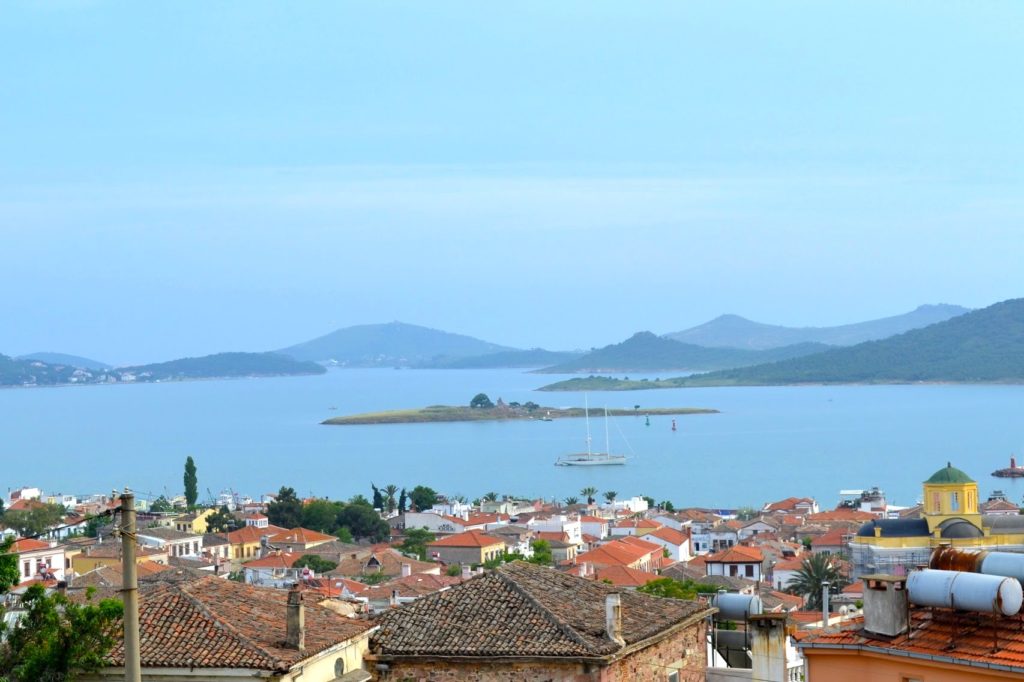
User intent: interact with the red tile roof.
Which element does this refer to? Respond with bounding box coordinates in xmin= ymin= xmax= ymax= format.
xmin=812 ymin=527 xmax=851 ymax=547
xmin=801 ymin=607 xmax=1024 ymax=674
xmin=427 ymin=530 xmax=504 ymax=548
xmin=10 ymin=538 xmax=52 ymax=552
xmin=224 ymin=524 xmax=290 ymax=545
xmin=591 ymin=565 xmax=661 ymax=588
xmin=576 ymin=538 xmax=657 ymax=568
xmin=705 ymin=546 xmax=764 ymax=563
xmin=105 ymin=576 xmax=374 ymax=671
xmin=806 ymin=509 xmax=875 ymax=522
xmin=243 ymin=552 xmax=303 ymax=569
xmin=649 ymin=527 xmax=688 ymax=546
xmin=267 ymin=527 xmax=335 ymax=545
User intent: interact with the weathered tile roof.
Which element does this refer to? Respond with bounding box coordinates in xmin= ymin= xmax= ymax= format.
xmin=106 ymin=576 xmax=373 ymax=671
xmin=800 ymin=607 xmax=1024 ymax=673
xmin=268 ymin=527 xmax=335 ymax=545
xmin=427 ymin=530 xmax=504 ymax=548
xmin=371 ymin=561 xmax=710 ymax=659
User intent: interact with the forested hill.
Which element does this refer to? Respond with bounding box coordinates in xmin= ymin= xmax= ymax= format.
xmin=536 ymin=331 xmax=829 ymax=373
xmin=673 ymin=298 xmax=1024 ymax=385
xmin=277 ymin=321 xmax=513 ymax=365
xmin=666 ymin=303 xmax=969 ymax=350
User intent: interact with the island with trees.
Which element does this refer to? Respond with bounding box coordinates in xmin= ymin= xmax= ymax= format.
xmin=321 ymin=393 xmax=716 ymax=425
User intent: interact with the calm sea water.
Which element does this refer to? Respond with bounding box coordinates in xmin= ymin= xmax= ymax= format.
xmin=2 ymin=368 xmax=1021 ymax=509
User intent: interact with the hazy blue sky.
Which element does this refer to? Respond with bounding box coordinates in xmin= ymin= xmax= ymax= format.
xmin=2 ymin=1 xmax=1023 ymax=364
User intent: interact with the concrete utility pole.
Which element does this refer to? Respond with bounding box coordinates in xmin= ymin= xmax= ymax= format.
xmin=120 ymin=489 xmax=142 ymax=682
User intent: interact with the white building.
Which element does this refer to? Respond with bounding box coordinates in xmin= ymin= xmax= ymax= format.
xmin=528 ymin=515 xmax=582 ymax=545
xmin=137 ymin=527 xmax=204 ymax=558
xmin=11 ymin=538 xmax=66 ymax=584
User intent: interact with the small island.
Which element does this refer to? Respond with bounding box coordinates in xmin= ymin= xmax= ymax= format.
xmin=538 ymin=376 xmax=691 ymax=392
xmin=322 ymin=393 xmax=716 ymax=425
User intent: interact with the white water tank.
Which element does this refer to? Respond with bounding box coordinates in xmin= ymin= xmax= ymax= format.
xmin=907 ymin=569 xmax=1023 ymax=616
xmin=712 ymin=593 xmax=763 ymax=621
xmin=980 ymin=551 xmax=1024 ymax=583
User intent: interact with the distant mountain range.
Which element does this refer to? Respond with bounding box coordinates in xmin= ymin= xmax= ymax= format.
xmin=666 ymin=304 xmax=970 ymax=350
xmin=661 ymin=298 xmax=1024 ymax=386
xmin=16 ymin=352 xmax=110 ymax=370
xmin=430 ymin=348 xmax=583 ymax=369
xmin=277 ymin=322 xmax=514 ymax=366
xmin=536 ymin=332 xmax=829 ymax=373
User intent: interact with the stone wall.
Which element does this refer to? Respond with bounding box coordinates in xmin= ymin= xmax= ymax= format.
xmin=371 ymin=620 xmax=707 ymax=682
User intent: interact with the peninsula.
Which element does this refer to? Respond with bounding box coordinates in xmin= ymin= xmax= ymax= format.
xmin=322 ymin=403 xmax=717 ymax=425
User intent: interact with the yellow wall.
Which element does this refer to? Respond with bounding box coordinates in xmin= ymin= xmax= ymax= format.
xmin=922 ymin=481 xmax=981 ymax=531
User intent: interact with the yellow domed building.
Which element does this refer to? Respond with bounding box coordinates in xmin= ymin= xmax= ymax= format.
xmin=850 ymin=462 xmax=1024 ymax=578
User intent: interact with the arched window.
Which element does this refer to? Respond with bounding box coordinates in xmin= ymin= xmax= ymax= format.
xmin=334 ymin=658 xmax=345 ymax=677
xmin=950 ymin=492 xmax=960 ymax=512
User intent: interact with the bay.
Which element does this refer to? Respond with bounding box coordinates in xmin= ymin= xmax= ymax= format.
xmin=1 ymin=368 xmax=1021 ymax=509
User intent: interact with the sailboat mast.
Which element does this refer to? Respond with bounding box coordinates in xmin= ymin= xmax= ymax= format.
xmin=585 ymin=394 xmax=592 ymax=456
xmin=604 ymin=406 xmax=610 ymax=455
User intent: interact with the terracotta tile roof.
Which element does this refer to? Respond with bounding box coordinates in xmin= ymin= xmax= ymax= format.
xmin=591 ymin=565 xmax=661 ymax=588
xmin=534 ymin=531 xmax=573 ymax=544
xmin=106 ymin=576 xmax=374 ymax=671
xmin=329 ymin=548 xmax=439 ymax=579
xmin=806 ymin=509 xmax=875 ymax=522
xmin=620 ymin=535 xmax=662 ymax=553
xmin=243 ymin=551 xmax=303 ymax=569
xmin=812 ymin=528 xmax=851 ymax=547
xmin=800 ymin=607 xmax=1024 ymax=673
xmin=267 ymin=527 xmax=335 ymax=545
xmin=705 ymin=546 xmax=764 ymax=563
xmin=10 ymin=538 xmax=52 ymax=552
xmin=649 ymin=527 xmax=688 ymax=545
xmin=427 ymin=530 xmax=504 ymax=548
xmin=7 ymin=498 xmax=48 ymax=512
xmin=982 ymin=499 xmax=1020 ymax=512
xmin=371 ymin=561 xmax=711 ymax=658
xmin=773 ymin=557 xmax=806 ymax=571
xmin=580 ymin=515 xmax=609 ymax=524
xmin=72 ymin=561 xmax=171 ymax=588
xmin=613 ymin=519 xmax=662 ymax=529
xmin=464 ymin=512 xmax=509 ymax=525
xmin=361 ymin=573 xmax=463 ymax=600
xmin=760 ymin=589 xmax=804 ymax=611
xmin=764 ymin=497 xmax=815 ymax=512
xmin=224 ymin=524 xmax=290 ymax=545
xmin=575 ymin=539 xmax=656 ymax=568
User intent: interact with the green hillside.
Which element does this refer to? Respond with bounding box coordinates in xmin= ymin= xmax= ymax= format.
xmin=277 ymin=321 xmax=514 ymax=365
xmin=536 ymin=332 xmax=829 ymax=373
xmin=668 ymin=297 xmax=1024 ymax=386
xmin=118 ymin=352 xmax=326 ymax=380
xmin=426 ymin=348 xmax=581 ymax=369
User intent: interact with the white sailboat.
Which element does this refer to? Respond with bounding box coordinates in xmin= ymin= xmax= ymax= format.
xmin=555 ymin=395 xmax=627 ymax=466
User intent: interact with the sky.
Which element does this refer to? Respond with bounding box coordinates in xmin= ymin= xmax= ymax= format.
xmin=2 ymin=1 xmax=1024 ymax=364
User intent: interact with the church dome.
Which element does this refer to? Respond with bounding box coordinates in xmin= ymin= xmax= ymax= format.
xmin=938 ymin=518 xmax=983 ymax=539
xmin=925 ymin=462 xmax=974 ymax=485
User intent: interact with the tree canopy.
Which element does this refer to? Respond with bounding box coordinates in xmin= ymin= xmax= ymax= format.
xmin=469 ymin=393 xmax=494 ymax=409
xmin=409 ymin=485 xmax=438 ymax=512
xmin=638 ymin=577 xmax=719 ymax=600
xmin=787 ymin=553 xmax=849 ymax=610
xmin=267 ymin=486 xmax=303 ymax=529
xmin=0 ymin=503 xmax=64 ymax=538
xmin=183 ymin=456 xmax=198 ymax=509
xmin=293 ymin=554 xmax=338 ymax=574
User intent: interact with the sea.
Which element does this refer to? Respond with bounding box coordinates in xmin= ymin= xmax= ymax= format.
xmin=2 ymin=368 xmax=1022 ymax=510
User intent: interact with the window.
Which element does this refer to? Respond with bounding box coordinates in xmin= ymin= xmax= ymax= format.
xmin=931 ymin=492 xmax=941 ymax=512
xmin=334 ymin=658 xmax=346 ymax=676
xmin=951 ymin=492 xmax=960 ymax=512
xmin=745 ymin=564 xmax=755 ymax=578
xmin=667 ymin=672 xmax=680 ymax=682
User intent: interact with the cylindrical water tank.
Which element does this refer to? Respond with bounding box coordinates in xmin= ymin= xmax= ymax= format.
xmin=713 ymin=630 xmax=749 ymax=649
xmin=712 ymin=593 xmax=763 ymax=620
xmin=907 ymin=569 xmax=1023 ymax=616
xmin=980 ymin=552 xmax=1024 ymax=583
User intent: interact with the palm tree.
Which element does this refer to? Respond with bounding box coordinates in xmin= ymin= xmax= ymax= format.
xmin=581 ymin=487 xmax=598 ymax=505
xmin=383 ymin=484 xmax=399 ymax=513
xmin=483 ymin=491 xmax=499 ymax=502
xmin=787 ymin=553 xmax=848 ymax=610
xmin=603 ymin=490 xmax=618 ymax=504
xmin=564 ymin=496 xmax=579 ymax=506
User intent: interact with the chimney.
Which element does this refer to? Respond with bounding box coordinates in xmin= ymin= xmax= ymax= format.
xmin=401 ymin=562 xmax=411 ymax=578
xmin=389 ymin=589 xmax=399 ymax=608
xmin=862 ymin=574 xmax=909 ymax=636
xmin=605 ymin=593 xmax=625 ymax=647
xmin=286 ymin=588 xmax=305 ymax=651
xmin=260 ymin=536 xmax=270 ymax=558
xmin=749 ymin=613 xmax=789 ymax=682
xmin=821 ymin=581 xmax=830 ymax=627
xmin=461 ymin=565 xmax=472 ymax=580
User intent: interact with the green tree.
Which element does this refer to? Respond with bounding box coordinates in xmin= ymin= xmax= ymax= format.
xmin=638 ymin=577 xmax=720 ymax=600
xmin=787 ymin=553 xmax=848 ymax=610
xmin=336 ymin=527 xmax=354 ymax=543
xmin=483 ymin=491 xmax=499 ymax=502
xmin=383 ymin=484 xmax=399 ymax=513
xmin=409 ymin=485 xmax=438 ymax=512
xmin=398 ymin=488 xmax=408 ymax=514
xmin=150 ymin=495 xmax=173 ymax=513
xmin=528 ymin=539 xmax=552 ymax=566
xmin=735 ymin=506 xmax=759 ymax=521
xmin=371 ymin=484 xmax=384 ymax=510
xmin=0 ymin=584 xmax=123 ymax=681
xmin=293 ymin=554 xmax=338 ymax=574
xmin=659 ymin=500 xmax=676 ymax=512
xmin=267 ymin=486 xmax=303 ymax=529
xmin=581 ymin=487 xmax=598 ymax=505
xmin=205 ymin=505 xmax=239 ymax=533
xmin=0 ymin=538 xmax=20 ymax=594
xmin=603 ymin=490 xmax=618 ymax=504
xmin=183 ymin=455 xmax=198 ymax=509
xmin=302 ymin=499 xmax=342 ymax=534
xmin=445 ymin=564 xmax=462 ymax=577
xmin=349 ymin=494 xmax=372 ymax=508
xmin=642 ymin=495 xmax=656 ymax=509
xmin=564 ymin=496 xmax=579 ymax=506
xmin=337 ymin=504 xmax=390 ymax=542
xmin=469 ymin=393 xmax=494 ymax=409
xmin=401 ymin=527 xmax=436 ymax=560
xmin=0 ymin=504 xmax=64 ymax=538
